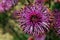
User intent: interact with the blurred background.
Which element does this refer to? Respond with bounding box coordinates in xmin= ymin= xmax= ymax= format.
xmin=0 ymin=0 xmax=60 ymax=40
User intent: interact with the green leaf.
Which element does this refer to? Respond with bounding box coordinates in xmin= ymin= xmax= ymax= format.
xmin=45 ymin=28 xmax=60 ymax=40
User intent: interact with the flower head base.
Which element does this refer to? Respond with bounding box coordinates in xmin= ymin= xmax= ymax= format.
xmin=14 ymin=4 xmax=50 ymax=36
xmin=27 ymin=11 xmax=43 ymax=24
xmin=0 ymin=0 xmax=18 ymax=13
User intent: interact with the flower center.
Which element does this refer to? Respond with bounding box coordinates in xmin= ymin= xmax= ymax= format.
xmin=30 ymin=15 xmax=41 ymax=23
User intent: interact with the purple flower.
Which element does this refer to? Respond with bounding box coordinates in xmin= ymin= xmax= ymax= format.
xmin=0 ymin=0 xmax=18 ymax=13
xmin=13 ymin=4 xmax=50 ymax=36
xmin=53 ymin=9 xmax=60 ymax=36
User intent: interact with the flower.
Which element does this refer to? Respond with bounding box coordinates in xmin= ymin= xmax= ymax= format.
xmin=53 ymin=9 xmax=60 ymax=36
xmin=0 ymin=0 xmax=18 ymax=13
xmin=13 ymin=4 xmax=50 ymax=36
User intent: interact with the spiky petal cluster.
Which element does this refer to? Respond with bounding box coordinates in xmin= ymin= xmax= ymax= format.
xmin=0 ymin=0 xmax=18 ymax=13
xmin=53 ymin=10 xmax=60 ymax=36
xmin=13 ymin=4 xmax=50 ymax=36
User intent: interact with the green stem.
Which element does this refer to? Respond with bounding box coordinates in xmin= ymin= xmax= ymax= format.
xmin=9 ymin=26 xmax=21 ymax=40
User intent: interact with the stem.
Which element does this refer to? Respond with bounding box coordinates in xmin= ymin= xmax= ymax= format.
xmin=9 ymin=26 xmax=21 ymax=40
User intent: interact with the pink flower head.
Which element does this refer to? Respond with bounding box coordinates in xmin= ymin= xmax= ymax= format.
xmin=53 ymin=10 xmax=60 ymax=36
xmin=0 ymin=0 xmax=18 ymax=13
xmin=13 ymin=4 xmax=50 ymax=36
